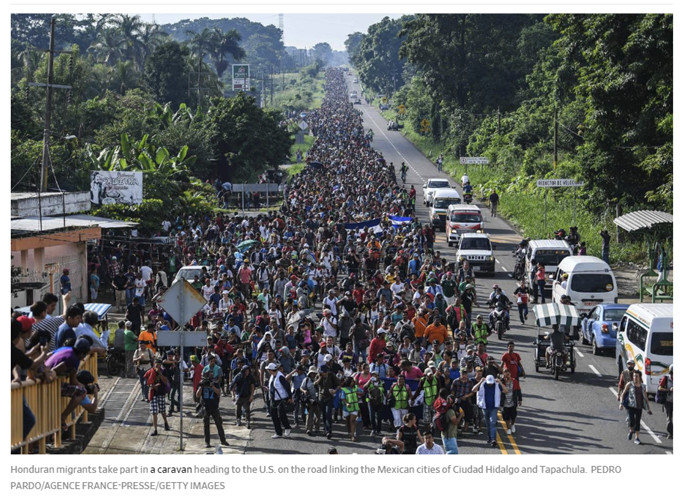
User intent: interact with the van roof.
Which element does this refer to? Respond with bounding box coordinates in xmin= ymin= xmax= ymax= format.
xmin=529 ymin=239 xmax=571 ymax=250
xmin=433 ymin=188 xmax=460 ymax=198
xmin=448 ymin=204 xmax=481 ymax=213
xmin=625 ymin=303 xmax=674 ymax=324
xmin=557 ymin=256 xmax=611 ymax=272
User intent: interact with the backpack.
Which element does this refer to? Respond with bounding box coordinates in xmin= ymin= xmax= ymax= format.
xmin=655 ymin=375 xmax=669 ymax=404
xmin=368 ymin=384 xmax=383 ymax=407
xmin=432 ymin=398 xmax=452 ymax=432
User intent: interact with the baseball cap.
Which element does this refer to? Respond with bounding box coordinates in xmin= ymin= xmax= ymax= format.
xmin=425 ymin=368 xmax=434 ymax=376
xmin=308 ymin=366 xmax=319 ymax=374
xmin=324 ymin=354 xmax=333 ymax=362
xmin=485 ymin=375 xmax=495 ymax=384
xmin=16 ymin=316 xmax=35 ymax=333
xmin=266 ymin=363 xmax=279 ymax=371
xmin=377 ymin=329 xmax=387 ymax=335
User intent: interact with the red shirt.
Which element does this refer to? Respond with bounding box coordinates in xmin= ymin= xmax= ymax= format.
xmin=501 ymin=351 xmax=523 ymax=390
xmin=368 ymin=337 xmax=386 ymax=363
xmin=192 ymin=363 xmax=204 ymax=392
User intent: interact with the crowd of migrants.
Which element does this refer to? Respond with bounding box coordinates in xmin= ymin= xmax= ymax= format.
xmin=11 ymin=68 xmax=525 ymax=454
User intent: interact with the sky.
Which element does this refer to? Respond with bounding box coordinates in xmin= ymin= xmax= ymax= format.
xmin=137 ymin=13 xmax=403 ymax=51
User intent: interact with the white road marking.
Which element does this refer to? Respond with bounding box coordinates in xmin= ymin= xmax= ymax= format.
xmin=501 ymin=266 xmax=507 ymax=271
xmin=588 ymin=364 xmax=602 ymax=377
xmin=363 ymin=109 xmax=425 ymax=182
xmin=609 ymin=387 xmax=618 ymax=397
xmin=641 ymin=421 xmax=663 ymax=444
xmin=575 ymin=348 xmax=584 ymax=358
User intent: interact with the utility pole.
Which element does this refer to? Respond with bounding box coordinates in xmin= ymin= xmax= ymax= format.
xmin=553 ymin=107 xmax=558 ymax=169
xmin=497 ymin=107 xmax=501 ymax=135
xmin=40 ymin=17 xmax=56 ymax=193
xmin=29 ymin=16 xmax=72 ymax=192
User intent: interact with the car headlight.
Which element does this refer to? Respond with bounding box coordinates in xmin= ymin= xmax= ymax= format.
xmin=458 ymin=256 xmax=464 ymax=261
xmin=489 ymin=256 xmax=494 ymax=261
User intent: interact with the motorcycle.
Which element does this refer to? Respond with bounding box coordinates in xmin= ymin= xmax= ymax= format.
xmin=547 ymin=345 xmax=573 ymax=380
xmin=489 ymin=303 xmax=511 ymax=340
xmin=106 ymin=347 xmax=126 ymax=377
xmin=512 ymin=248 xmax=526 ymax=280
xmin=463 ymin=192 xmax=473 ymax=204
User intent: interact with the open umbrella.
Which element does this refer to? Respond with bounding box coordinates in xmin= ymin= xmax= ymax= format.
xmin=236 ymin=239 xmax=260 ymax=253
xmin=533 ymin=303 xmax=581 ymax=327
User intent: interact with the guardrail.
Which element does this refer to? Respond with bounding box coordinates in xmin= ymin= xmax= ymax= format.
xmin=11 ymin=354 xmax=99 ymax=454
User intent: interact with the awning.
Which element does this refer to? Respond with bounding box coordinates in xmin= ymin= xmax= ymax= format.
xmin=84 ymin=303 xmax=112 ymax=320
xmin=613 ymin=210 xmax=673 ymax=233
xmin=533 ymin=303 xmax=581 ymax=327
xmin=15 ymin=302 xmax=111 ymax=320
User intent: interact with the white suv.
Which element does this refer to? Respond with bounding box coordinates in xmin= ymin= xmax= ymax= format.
xmin=456 ymin=233 xmax=495 ymax=275
xmin=422 ymin=178 xmax=452 ymax=206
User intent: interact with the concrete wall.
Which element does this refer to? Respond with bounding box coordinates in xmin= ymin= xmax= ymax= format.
xmin=11 ymin=192 xmax=91 ymax=218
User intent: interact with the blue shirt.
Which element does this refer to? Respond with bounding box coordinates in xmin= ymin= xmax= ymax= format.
xmin=54 ymin=322 xmax=76 ymax=349
xmin=484 ymin=383 xmax=497 ymax=409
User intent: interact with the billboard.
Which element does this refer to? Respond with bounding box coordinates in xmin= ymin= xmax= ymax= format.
xmin=232 ymin=64 xmax=251 ymax=91
xmin=90 ymin=171 xmax=143 ymax=206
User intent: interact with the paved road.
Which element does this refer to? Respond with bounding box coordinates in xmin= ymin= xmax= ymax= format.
xmin=87 ymin=74 xmax=672 ymax=455
xmin=350 ymin=74 xmax=673 ymax=456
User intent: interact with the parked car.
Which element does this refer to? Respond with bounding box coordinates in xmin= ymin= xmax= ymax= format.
xmin=580 ymin=303 xmax=630 ymax=355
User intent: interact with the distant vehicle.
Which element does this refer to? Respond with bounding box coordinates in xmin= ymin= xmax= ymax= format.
xmin=350 ymin=91 xmax=357 ymax=98
xmin=616 ymin=303 xmax=673 ymax=394
xmin=456 ymin=232 xmax=496 ymax=275
xmin=172 ymin=266 xmax=210 ymax=286
xmin=525 ymin=240 xmax=572 ymax=294
xmin=353 ymin=78 xmax=358 ymax=83
xmin=422 ymin=178 xmax=452 ymax=206
xmin=580 ymin=303 xmax=630 ymax=355
xmin=429 ymin=189 xmax=461 ymax=231
xmin=446 ymin=205 xmax=483 ymax=246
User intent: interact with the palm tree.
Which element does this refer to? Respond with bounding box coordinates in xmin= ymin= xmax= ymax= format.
xmin=137 ymin=23 xmax=168 ymax=67
xmin=209 ymin=28 xmax=246 ymax=78
xmin=111 ymin=60 xmax=139 ymax=95
xmin=110 ymin=14 xmax=145 ymax=69
xmin=88 ymin=27 xmax=123 ymax=65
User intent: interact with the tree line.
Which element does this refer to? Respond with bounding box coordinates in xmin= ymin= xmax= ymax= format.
xmin=348 ymin=14 xmax=672 ymax=215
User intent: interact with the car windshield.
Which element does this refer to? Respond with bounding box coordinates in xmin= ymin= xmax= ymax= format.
xmin=603 ymin=308 xmax=627 ymax=322
xmin=534 ymin=250 xmax=571 ymax=266
xmin=570 ymin=274 xmax=615 ymax=293
xmin=460 ymin=238 xmax=491 ymax=251
xmin=452 ymin=213 xmax=482 ymax=223
xmin=429 ymin=180 xmax=450 ymax=188
xmin=650 ymin=332 xmax=673 ymax=356
xmin=434 ymin=198 xmax=461 ymax=208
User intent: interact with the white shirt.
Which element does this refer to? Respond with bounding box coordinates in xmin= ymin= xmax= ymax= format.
xmin=321 ymin=315 xmax=338 ymax=337
xmin=391 ymin=282 xmax=405 ymax=296
xmin=134 ymin=278 xmax=146 ymax=296
xmin=415 ymin=443 xmax=445 ymax=455
xmin=323 ymin=296 xmax=338 ymax=316
xmin=140 ymin=265 xmax=153 ymax=281
xmin=461 ymin=174 xmax=469 ymax=185
xmin=268 ymin=371 xmax=290 ymax=401
xmin=75 ymin=323 xmax=106 ymax=349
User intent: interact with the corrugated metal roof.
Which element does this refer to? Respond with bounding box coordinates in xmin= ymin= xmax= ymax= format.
xmin=613 ymin=210 xmax=673 ymax=232
xmin=11 ymin=214 xmax=138 ymax=234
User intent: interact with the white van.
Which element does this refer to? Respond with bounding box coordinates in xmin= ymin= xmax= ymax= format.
xmin=615 ymin=303 xmax=673 ymax=394
xmin=446 ymin=204 xmax=483 ymax=246
xmin=551 ymin=256 xmax=618 ymax=313
xmin=429 ymin=188 xmax=461 ymax=231
xmin=525 ymin=240 xmax=572 ymax=294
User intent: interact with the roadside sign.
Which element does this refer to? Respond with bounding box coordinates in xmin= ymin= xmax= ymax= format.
xmin=536 ymin=179 xmax=584 ymax=187
xmin=298 ymin=120 xmax=308 ymax=131
xmin=382 ymin=97 xmax=389 ymax=104
xmin=420 ymin=118 xmax=431 ymax=133
xmin=397 ymin=104 xmax=406 ymax=115
xmin=536 ymin=179 xmax=584 ymax=230
xmin=460 ymin=157 xmax=490 ymax=165
xmin=156 ymin=278 xmax=207 ymax=327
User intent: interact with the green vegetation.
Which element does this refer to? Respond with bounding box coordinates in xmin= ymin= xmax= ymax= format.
xmin=354 ymin=14 xmax=672 ymax=264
